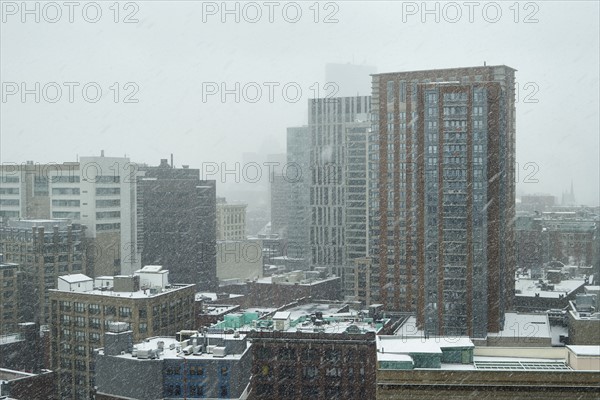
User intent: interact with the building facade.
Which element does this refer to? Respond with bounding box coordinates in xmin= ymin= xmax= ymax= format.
xmin=0 ymin=254 xmax=20 ymax=335
xmin=48 ymin=267 xmax=195 ymax=399
xmin=138 ymin=160 xmax=217 ymax=290
xmin=216 ymin=198 xmax=247 ymax=241
xmin=248 ymin=320 xmax=379 ymax=399
xmin=95 ymin=330 xmax=252 ymax=400
xmin=376 ymin=339 xmax=600 ymax=400
xmin=309 ymin=96 xmax=371 ymax=279
xmin=269 ymin=174 xmax=289 ymax=240
xmin=285 ymin=126 xmax=311 ymax=266
xmin=0 ymin=154 xmax=142 ymax=277
xmin=370 ymin=66 xmax=517 ymax=337
xmin=0 ymin=219 xmax=85 ymax=325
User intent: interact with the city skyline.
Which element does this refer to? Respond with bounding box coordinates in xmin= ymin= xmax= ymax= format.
xmin=1 ymin=2 xmax=599 ymax=399
xmin=1 ymin=2 xmax=599 ymax=205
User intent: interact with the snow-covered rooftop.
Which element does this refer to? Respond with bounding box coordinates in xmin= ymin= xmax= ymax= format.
xmin=515 ymin=278 xmax=585 ymax=298
xmin=567 ymin=345 xmax=600 ymax=357
xmin=58 ymin=274 xmax=92 ymax=284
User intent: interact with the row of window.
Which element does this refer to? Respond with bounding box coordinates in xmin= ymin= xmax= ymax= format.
xmin=164 ymin=383 xmax=227 ymax=397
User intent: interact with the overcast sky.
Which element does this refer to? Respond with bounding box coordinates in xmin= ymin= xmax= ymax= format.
xmin=1 ymin=1 xmax=598 ymax=204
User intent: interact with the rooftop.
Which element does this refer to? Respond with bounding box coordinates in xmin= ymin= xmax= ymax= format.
xmin=51 ymin=284 xmax=194 ymax=299
xmin=515 ymin=278 xmax=586 ymax=298
xmin=0 ymin=333 xmax=23 ymax=345
xmin=488 ymin=312 xmax=551 ymax=339
xmin=376 ymin=336 xmax=575 ymax=372
xmin=209 ymin=302 xmax=387 ymax=335
xmin=255 ymin=273 xmax=338 ymax=286
xmin=0 ymin=368 xmax=37 ymax=381
xmin=567 ymin=345 xmax=600 ymax=357
xmin=373 ymin=65 xmax=517 ymax=76
xmin=103 ymin=334 xmax=250 ymax=362
xmin=59 ymin=274 xmax=92 ymax=284
xmin=201 ymin=305 xmax=240 ymax=315
xmin=195 ymin=292 xmax=244 ymax=302
xmin=4 ymin=218 xmax=76 ymax=230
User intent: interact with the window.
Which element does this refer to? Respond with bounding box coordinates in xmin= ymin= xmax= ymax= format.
xmin=279 ymin=347 xmax=296 ymax=361
xmin=52 ymin=199 xmax=80 ymax=207
xmin=189 ymin=385 xmax=204 ymax=396
xmin=0 ymin=187 xmax=19 ymax=195
xmin=75 ymin=330 xmax=85 ymax=342
xmin=52 ymin=187 xmax=80 ymax=195
xmin=96 ymin=199 xmax=120 ymax=208
xmin=189 ymin=365 xmax=204 ymax=375
xmin=96 ymin=223 xmax=120 ymax=231
xmin=60 ymin=301 xmax=71 ymax=312
xmin=96 ymin=211 xmax=120 ymax=219
xmin=302 ymin=366 xmax=318 ymax=380
xmin=75 ymin=345 xmax=86 ymax=356
xmin=52 ymin=175 xmax=80 ymax=183
xmin=256 ymin=346 xmax=272 ymax=360
xmin=166 ymin=365 xmax=181 ymax=375
xmin=52 ymin=211 xmax=81 ymax=219
xmin=119 ymin=307 xmax=132 ymax=318
xmin=96 ymin=187 xmax=120 ymax=196
xmin=96 ymin=175 xmax=120 ymax=183
xmin=0 ymin=199 xmax=19 ymax=206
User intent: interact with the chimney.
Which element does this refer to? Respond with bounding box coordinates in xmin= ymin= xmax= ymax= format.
xmin=101 ymin=150 xmax=105 ymax=157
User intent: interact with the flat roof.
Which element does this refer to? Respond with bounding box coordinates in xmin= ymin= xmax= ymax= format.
xmin=373 ymin=65 xmax=517 ymax=76
xmin=0 ymin=368 xmax=36 ymax=381
xmin=0 ymin=333 xmax=23 ymax=345
xmin=135 ymin=265 xmax=165 ymax=273
xmin=195 ymin=292 xmax=244 ymax=302
xmin=255 ymin=275 xmax=338 ymax=285
xmin=273 ymin=311 xmax=291 ymax=320
xmin=383 ymin=340 xmax=443 ymax=354
xmin=284 ymin=303 xmax=345 ymax=321
xmin=59 ymin=274 xmax=93 ymax=284
xmin=378 ymin=353 xmax=414 ymax=363
xmin=489 ymin=312 xmax=551 ymax=339
xmin=51 ymin=284 xmax=194 ymax=299
xmin=202 ymin=305 xmax=239 ymax=315
xmin=107 ymin=335 xmax=250 ymax=361
xmin=567 ymin=345 xmax=600 ymax=357
xmin=515 ymin=278 xmax=585 ymax=298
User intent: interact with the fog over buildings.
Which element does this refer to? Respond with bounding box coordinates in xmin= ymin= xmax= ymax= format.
xmin=1 ymin=2 xmax=599 ymax=400
xmin=1 ymin=2 xmax=599 ymax=205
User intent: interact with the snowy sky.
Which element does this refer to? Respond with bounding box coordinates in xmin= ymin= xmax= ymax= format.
xmin=1 ymin=1 xmax=599 ymax=204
